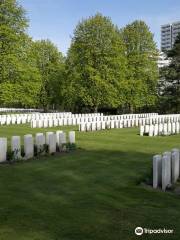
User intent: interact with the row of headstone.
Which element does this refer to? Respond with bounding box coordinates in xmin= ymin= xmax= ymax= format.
xmin=0 ymin=112 xmax=73 ymax=125
xmin=140 ymin=121 xmax=180 ymax=136
xmin=153 ymin=149 xmax=180 ymax=191
xmin=83 ymin=114 xmax=158 ymax=132
xmin=140 ymin=114 xmax=180 ymax=126
xmin=0 ymin=112 xmax=159 ymax=127
xmin=78 ymin=114 xmax=180 ymax=132
xmin=0 ymin=112 xmax=102 ymax=126
xmin=79 ymin=119 xmax=142 ymax=131
xmin=30 ymin=115 xmax=105 ymax=128
xmin=30 ymin=113 xmax=156 ymax=122
xmin=30 ymin=113 xmax=158 ymax=129
xmin=77 ymin=114 xmax=158 ymax=132
xmin=0 ymin=108 xmax=42 ymax=113
xmin=0 ymin=130 xmax=76 ymax=163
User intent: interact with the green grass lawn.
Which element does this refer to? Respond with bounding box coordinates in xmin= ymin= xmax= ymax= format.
xmin=0 ymin=125 xmax=180 ymax=240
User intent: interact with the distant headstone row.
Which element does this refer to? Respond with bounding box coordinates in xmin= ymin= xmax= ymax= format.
xmin=0 ymin=108 xmax=42 ymax=113
xmin=0 ymin=130 xmax=76 ymax=163
xmin=78 ymin=113 xmax=158 ymax=132
xmin=0 ymin=112 xmax=159 ymax=128
xmin=139 ymin=114 xmax=180 ymax=126
xmin=153 ymin=149 xmax=180 ymax=191
xmin=30 ymin=113 xmax=105 ymax=128
xmin=0 ymin=112 xmax=72 ymax=125
xmin=140 ymin=121 xmax=180 ymax=137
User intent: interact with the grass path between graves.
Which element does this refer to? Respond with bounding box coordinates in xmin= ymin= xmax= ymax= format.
xmin=0 ymin=125 xmax=180 ymax=240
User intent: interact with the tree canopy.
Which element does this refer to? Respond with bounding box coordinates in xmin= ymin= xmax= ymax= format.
xmin=0 ymin=0 xmax=65 ymax=109
xmin=121 ymin=20 xmax=159 ymax=112
xmin=2 ymin=1 xmax=174 ymax=113
xmin=0 ymin=0 xmax=41 ymax=107
xmin=31 ymin=40 xmax=65 ymax=110
xmin=65 ymin=13 xmax=127 ymax=112
xmin=159 ymin=33 xmax=180 ymax=113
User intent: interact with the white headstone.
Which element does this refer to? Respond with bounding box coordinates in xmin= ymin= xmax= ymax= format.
xmin=11 ymin=136 xmax=21 ymax=160
xmin=153 ymin=155 xmax=162 ymax=188
xmin=171 ymin=150 xmax=179 ymax=183
xmin=79 ymin=123 xmax=85 ymax=132
xmin=162 ymin=153 xmax=171 ymax=191
xmin=158 ymin=124 xmax=163 ymax=135
xmin=53 ymin=119 xmax=58 ymax=127
xmin=35 ymin=133 xmax=45 ymax=153
xmin=154 ymin=124 xmax=158 ymax=136
xmin=163 ymin=123 xmax=168 ymax=136
xmin=97 ymin=121 xmax=101 ymax=130
xmin=171 ymin=148 xmax=180 ymax=183
xmin=24 ymin=134 xmax=34 ymax=159
xmin=48 ymin=119 xmax=53 ymax=128
xmin=167 ymin=123 xmax=172 ymax=135
xmin=140 ymin=125 xmax=144 ymax=136
xmin=69 ymin=131 xmax=75 ymax=144
xmin=101 ymin=121 xmax=106 ymax=130
xmin=56 ymin=130 xmax=63 ymax=146
xmin=59 ymin=132 xmax=66 ymax=151
xmin=106 ymin=121 xmax=111 ymax=129
xmin=111 ymin=121 xmax=115 ymax=129
xmin=48 ymin=133 xmax=56 ymax=154
xmin=43 ymin=119 xmax=48 ymax=128
xmin=46 ymin=132 xmax=53 ymax=144
xmin=175 ymin=122 xmax=180 ymax=134
xmin=37 ymin=120 xmax=43 ymax=128
xmin=91 ymin=122 xmax=96 ymax=131
xmin=172 ymin=123 xmax=176 ymax=134
xmin=0 ymin=138 xmax=7 ymax=162
xmin=149 ymin=125 xmax=154 ymax=137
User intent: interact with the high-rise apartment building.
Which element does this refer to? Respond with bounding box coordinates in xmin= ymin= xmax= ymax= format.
xmin=161 ymin=21 xmax=180 ymax=51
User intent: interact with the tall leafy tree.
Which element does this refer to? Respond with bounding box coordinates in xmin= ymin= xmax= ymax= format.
xmin=66 ymin=13 xmax=127 ymax=112
xmin=0 ymin=0 xmax=41 ymax=107
xmin=0 ymin=0 xmax=28 ymax=83
xmin=160 ymin=34 xmax=180 ymax=112
xmin=32 ymin=40 xmax=65 ymax=110
xmin=121 ymin=20 xmax=159 ymax=112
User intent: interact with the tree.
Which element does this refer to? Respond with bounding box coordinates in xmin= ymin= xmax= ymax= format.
xmin=0 ymin=0 xmax=28 ymax=83
xmin=121 ymin=20 xmax=159 ymax=113
xmin=159 ymin=34 xmax=180 ymax=113
xmin=0 ymin=0 xmax=42 ymax=107
xmin=32 ymin=40 xmax=65 ymax=110
xmin=65 ymin=13 xmax=127 ymax=112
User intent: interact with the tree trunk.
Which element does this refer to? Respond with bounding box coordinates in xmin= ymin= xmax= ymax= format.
xmin=94 ymin=106 xmax=98 ymax=113
xmin=129 ymin=104 xmax=133 ymax=113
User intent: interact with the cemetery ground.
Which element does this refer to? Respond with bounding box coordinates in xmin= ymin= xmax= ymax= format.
xmin=0 ymin=125 xmax=180 ymax=240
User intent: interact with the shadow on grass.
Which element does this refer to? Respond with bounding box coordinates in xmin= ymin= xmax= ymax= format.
xmin=0 ymin=148 xmax=180 ymax=239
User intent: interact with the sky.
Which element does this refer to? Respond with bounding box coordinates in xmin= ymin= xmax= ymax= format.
xmin=19 ymin=0 xmax=180 ymax=55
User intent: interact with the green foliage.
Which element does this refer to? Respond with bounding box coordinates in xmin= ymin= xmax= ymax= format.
xmin=66 ymin=143 xmax=77 ymax=151
xmin=0 ymin=81 xmax=41 ymax=107
xmin=6 ymin=148 xmax=21 ymax=163
xmin=34 ymin=144 xmax=49 ymax=156
xmin=0 ymin=1 xmax=172 ymax=113
xmin=6 ymin=149 xmax=15 ymax=163
xmin=160 ymin=33 xmax=180 ymax=113
xmin=0 ymin=0 xmax=28 ymax=83
xmin=0 ymin=0 xmax=28 ymax=59
xmin=65 ymin=13 xmax=127 ymax=112
xmin=43 ymin=143 xmax=49 ymax=154
xmin=121 ymin=20 xmax=159 ymax=112
xmin=32 ymin=40 xmax=65 ymax=110
xmin=0 ymin=0 xmax=42 ymax=107
xmin=0 ymin=1 xmax=65 ymax=110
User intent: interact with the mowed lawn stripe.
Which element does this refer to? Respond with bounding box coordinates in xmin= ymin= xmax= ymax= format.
xmin=0 ymin=125 xmax=179 ymax=239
